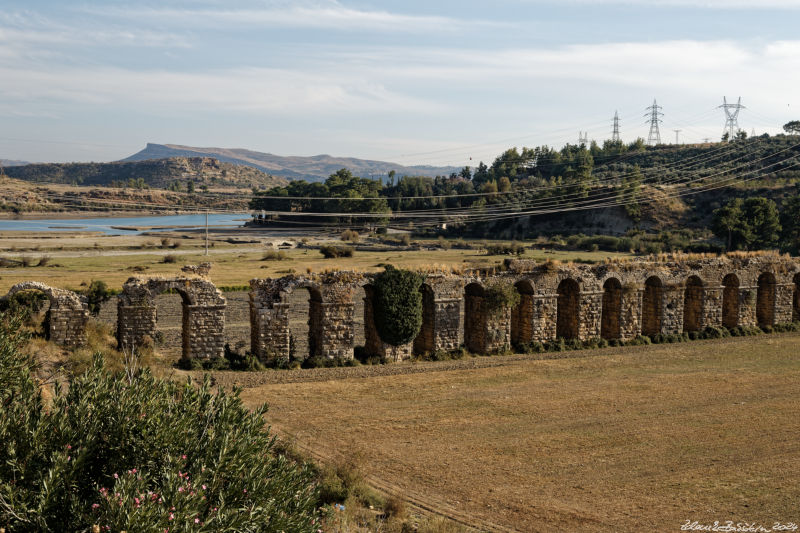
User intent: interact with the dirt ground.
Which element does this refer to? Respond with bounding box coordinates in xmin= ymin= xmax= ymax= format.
xmin=235 ymin=334 xmax=800 ymax=532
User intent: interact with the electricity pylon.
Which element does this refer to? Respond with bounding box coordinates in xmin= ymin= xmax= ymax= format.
xmin=612 ymin=111 xmax=621 ymax=143
xmin=645 ymin=99 xmax=663 ymax=146
xmin=719 ymin=96 xmax=745 ymax=140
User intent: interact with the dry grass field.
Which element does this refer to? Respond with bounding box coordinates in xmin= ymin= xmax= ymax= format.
xmin=238 ymin=334 xmax=800 ymax=532
xmin=0 ymin=230 xmax=631 ymax=293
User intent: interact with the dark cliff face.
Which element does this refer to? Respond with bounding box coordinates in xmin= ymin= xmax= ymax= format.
xmin=121 ymin=143 xmax=460 ymax=182
xmin=3 ymin=156 xmax=287 ymax=189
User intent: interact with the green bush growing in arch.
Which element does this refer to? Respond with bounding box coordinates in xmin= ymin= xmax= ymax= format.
xmin=372 ymin=266 xmax=424 ymax=346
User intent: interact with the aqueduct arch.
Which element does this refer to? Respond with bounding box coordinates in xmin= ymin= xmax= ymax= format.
xmin=556 ymin=278 xmax=580 ymax=340
xmin=756 ymin=272 xmax=777 ymax=328
xmin=683 ymin=275 xmax=705 ymax=333
xmin=642 ymin=276 xmax=664 ymax=337
xmin=413 ymin=283 xmax=436 ymax=355
xmin=722 ymin=274 xmax=740 ymax=329
xmin=601 ymin=278 xmax=622 ymax=340
xmin=2 ymin=282 xmax=88 ymax=346
xmin=794 ymin=273 xmax=800 ymax=322
xmin=511 ymin=279 xmax=535 ymax=346
xmin=464 ymin=282 xmax=487 ymax=353
xmin=117 ymin=276 xmax=226 ymax=360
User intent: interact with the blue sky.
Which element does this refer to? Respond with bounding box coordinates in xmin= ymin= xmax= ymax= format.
xmin=1 ymin=0 xmax=799 ymax=168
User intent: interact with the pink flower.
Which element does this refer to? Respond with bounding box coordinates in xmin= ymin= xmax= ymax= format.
xmin=201 ymin=485 xmax=206 ymax=490
xmin=169 ymin=513 xmax=174 ymax=521
xmin=178 ymin=487 xmax=184 ymax=492
xmin=66 ymin=444 xmax=72 ymax=450
xmin=113 ymin=473 xmax=119 ymax=479
xmin=194 ymin=518 xmax=200 ymax=524
xmin=182 ymin=455 xmax=187 ymax=460
xmin=92 ymin=503 xmax=100 ymax=510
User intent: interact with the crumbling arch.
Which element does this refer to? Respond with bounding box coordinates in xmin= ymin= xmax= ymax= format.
xmin=793 ymin=273 xmax=800 ymax=322
xmin=464 ymin=282 xmax=486 ymax=353
xmin=2 ymin=282 xmax=88 ymax=346
xmin=511 ymin=279 xmax=535 ymax=346
xmin=642 ymin=276 xmax=664 ymax=337
xmin=683 ymin=275 xmax=704 ymax=333
xmin=117 ymin=277 xmax=226 ymax=360
xmin=556 ymin=278 xmax=580 ymax=340
xmin=601 ymin=278 xmax=622 ymax=340
xmin=722 ymin=274 xmax=740 ymax=329
xmin=757 ymin=272 xmax=776 ymax=328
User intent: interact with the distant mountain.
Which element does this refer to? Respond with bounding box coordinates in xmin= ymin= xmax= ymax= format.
xmin=122 ymin=143 xmax=459 ymax=182
xmin=3 ymin=157 xmax=287 ymax=189
xmin=1 ymin=159 xmax=30 ymax=167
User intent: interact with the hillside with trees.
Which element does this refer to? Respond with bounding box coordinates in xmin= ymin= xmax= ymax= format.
xmin=250 ymin=133 xmax=800 ymax=253
xmin=4 ymin=157 xmax=287 ymax=190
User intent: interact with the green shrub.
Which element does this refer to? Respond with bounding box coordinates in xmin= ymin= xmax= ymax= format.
xmin=0 ymin=314 xmax=320 ymax=532
xmin=485 ymin=242 xmax=525 ymax=255
xmin=483 ymin=280 xmax=521 ymax=316
xmin=262 ymin=250 xmax=288 ymax=261
xmin=162 ymin=254 xmax=177 ymax=263
xmin=627 ymin=335 xmax=652 ymax=346
xmin=319 ymin=245 xmax=354 ymax=258
xmin=372 ymin=266 xmax=424 ymax=347
xmin=84 ymin=280 xmax=113 ymax=317
xmin=301 ymin=356 xmax=359 ymax=368
xmin=0 ymin=290 xmax=48 ymax=324
xmin=340 ymin=230 xmax=359 ymax=243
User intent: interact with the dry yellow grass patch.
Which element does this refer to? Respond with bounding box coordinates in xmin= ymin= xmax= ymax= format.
xmin=241 ymin=335 xmax=800 ymax=532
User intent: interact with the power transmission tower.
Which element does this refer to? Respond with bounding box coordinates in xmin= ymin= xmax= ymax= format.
xmin=673 ymin=129 xmax=681 ymax=144
xmin=719 ymin=96 xmax=745 ymax=140
xmin=644 ymin=99 xmax=663 ymax=146
xmin=611 ymin=111 xmax=621 ymax=142
xmin=703 ymin=138 xmax=711 ymax=144
xmin=577 ymin=131 xmax=588 ymax=146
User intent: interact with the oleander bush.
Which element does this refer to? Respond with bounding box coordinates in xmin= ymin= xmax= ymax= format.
xmin=0 ymin=312 xmax=320 ymax=532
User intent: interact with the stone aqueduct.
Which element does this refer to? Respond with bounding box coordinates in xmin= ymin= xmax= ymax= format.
xmin=3 ymin=255 xmax=800 ymax=361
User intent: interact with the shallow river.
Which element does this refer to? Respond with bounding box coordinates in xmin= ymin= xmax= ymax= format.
xmin=0 ymin=213 xmax=251 ymax=235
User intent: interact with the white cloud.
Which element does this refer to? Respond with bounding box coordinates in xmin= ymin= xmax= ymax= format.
xmin=0 ymin=65 xmax=440 ymax=115
xmin=88 ymin=1 xmax=507 ymax=33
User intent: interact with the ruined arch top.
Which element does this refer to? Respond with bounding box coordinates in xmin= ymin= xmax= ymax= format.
xmin=118 ymin=276 xmax=225 ymax=307
xmin=4 ymin=281 xmax=85 ymax=310
xmin=117 ymin=275 xmax=226 ymax=360
xmin=2 ymin=281 xmax=88 ymax=346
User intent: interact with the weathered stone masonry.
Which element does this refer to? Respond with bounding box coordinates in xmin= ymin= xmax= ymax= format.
xmin=1 ymin=281 xmax=89 ymax=346
xmin=7 ymin=254 xmax=800 ymax=361
xmin=117 ymin=276 xmax=226 ymax=360
xmin=248 ymin=255 xmax=800 ymax=362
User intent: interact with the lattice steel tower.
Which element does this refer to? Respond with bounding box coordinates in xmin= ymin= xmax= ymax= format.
xmin=645 ymin=99 xmax=663 ymax=146
xmin=612 ymin=111 xmax=621 ymax=142
xmin=578 ymin=131 xmax=588 ymax=146
xmin=719 ymin=96 xmax=745 ymax=140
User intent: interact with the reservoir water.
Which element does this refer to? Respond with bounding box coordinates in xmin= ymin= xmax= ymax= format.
xmin=0 ymin=213 xmax=250 ymax=235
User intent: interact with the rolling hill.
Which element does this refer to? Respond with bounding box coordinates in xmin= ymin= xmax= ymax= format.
xmin=122 ymin=143 xmax=459 ymax=182
xmin=3 ymin=156 xmax=287 ymax=190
